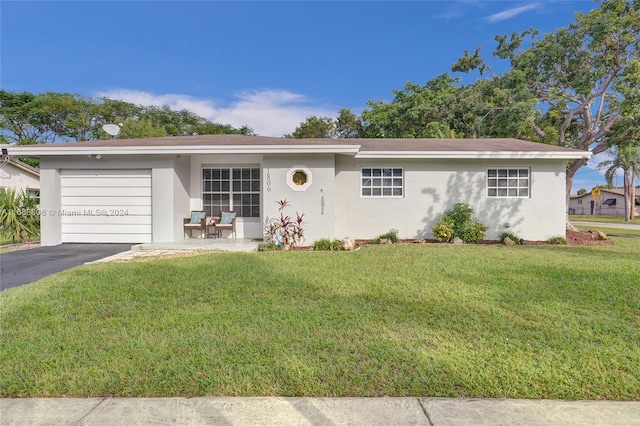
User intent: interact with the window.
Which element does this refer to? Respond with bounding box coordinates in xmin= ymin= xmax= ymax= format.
xmin=361 ymin=168 xmax=403 ymax=197
xmin=577 ymin=199 xmax=583 ymax=205
xmin=202 ymin=167 xmax=260 ymax=218
xmin=28 ymin=189 xmax=40 ymax=204
xmin=286 ymin=166 xmax=313 ymax=191
xmin=487 ymin=168 xmax=530 ymax=198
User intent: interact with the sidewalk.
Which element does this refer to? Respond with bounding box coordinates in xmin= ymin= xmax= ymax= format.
xmin=572 ymin=221 xmax=640 ymax=230
xmin=1 ymin=397 xmax=639 ymax=425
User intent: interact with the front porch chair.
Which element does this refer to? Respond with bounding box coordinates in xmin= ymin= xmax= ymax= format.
xmin=183 ymin=210 xmax=206 ymax=238
xmin=215 ymin=211 xmax=237 ymax=239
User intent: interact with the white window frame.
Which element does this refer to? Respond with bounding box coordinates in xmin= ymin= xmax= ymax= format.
xmin=361 ymin=167 xmax=404 ymax=198
xmin=202 ymin=166 xmax=261 ymax=218
xmin=487 ymin=168 xmax=530 ymax=198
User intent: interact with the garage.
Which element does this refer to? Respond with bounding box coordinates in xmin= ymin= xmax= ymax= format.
xmin=60 ymin=169 xmax=152 ymax=243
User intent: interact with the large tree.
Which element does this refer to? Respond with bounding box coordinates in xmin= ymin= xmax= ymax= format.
xmin=453 ymin=0 xmax=640 ymax=211
xmin=0 ymin=90 xmax=249 ymax=143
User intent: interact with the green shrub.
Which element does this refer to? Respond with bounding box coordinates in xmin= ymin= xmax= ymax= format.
xmin=432 ymin=218 xmax=455 ymax=242
xmin=257 ymin=242 xmax=280 ymax=251
xmin=547 ymin=236 xmax=567 ymax=245
xmin=373 ymin=229 xmax=399 ymax=244
xmin=313 ymin=238 xmax=342 ymax=251
xmin=463 ymin=221 xmax=489 ymax=243
xmin=499 ymin=231 xmax=521 ymax=244
xmin=0 ymin=188 xmax=40 ymax=244
xmin=432 ymin=203 xmax=488 ymax=244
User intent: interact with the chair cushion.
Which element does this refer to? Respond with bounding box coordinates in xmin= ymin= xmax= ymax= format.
xmin=190 ymin=211 xmax=205 ymax=224
xmin=220 ymin=211 xmax=236 ymax=224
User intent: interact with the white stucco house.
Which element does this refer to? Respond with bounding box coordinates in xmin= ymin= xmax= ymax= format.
xmin=0 ymin=156 xmax=40 ymax=201
xmin=8 ymin=135 xmax=589 ymax=246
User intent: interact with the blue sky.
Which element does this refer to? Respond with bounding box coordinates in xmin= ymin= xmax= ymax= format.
xmin=2 ymin=0 xmax=609 ymax=193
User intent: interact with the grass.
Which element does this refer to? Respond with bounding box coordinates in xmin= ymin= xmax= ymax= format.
xmin=1 ymin=239 xmax=639 ymax=399
xmin=574 ymin=225 xmax=640 ymax=237
xmin=569 ymin=214 xmax=640 ymax=224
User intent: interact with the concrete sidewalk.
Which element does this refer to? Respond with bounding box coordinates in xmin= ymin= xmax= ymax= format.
xmin=1 ymin=397 xmax=639 ymax=425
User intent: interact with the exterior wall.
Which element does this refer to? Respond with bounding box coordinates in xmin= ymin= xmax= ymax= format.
xmin=335 ymin=156 xmax=568 ymax=241
xmin=0 ymin=162 xmax=39 ymax=192
xmin=39 ymin=168 xmax=62 ymax=246
xmin=39 ymin=155 xmax=189 ymax=246
xmin=262 ymin=153 xmax=336 ymax=244
xmin=189 ymin=154 xmax=263 ymax=239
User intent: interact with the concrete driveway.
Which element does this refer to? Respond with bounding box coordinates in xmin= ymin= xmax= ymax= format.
xmin=0 ymin=243 xmax=134 ymax=291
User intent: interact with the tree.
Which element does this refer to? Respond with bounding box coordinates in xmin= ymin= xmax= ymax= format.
xmin=577 ymin=188 xmax=588 ymax=196
xmin=285 ymin=116 xmax=336 ymax=138
xmin=0 ymin=90 xmax=250 ymax=143
xmin=453 ymin=0 xmax=640 ymax=216
xmin=335 ymin=108 xmax=363 ymax=138
xmin=119 ymin=117 xmax=168 ymax=139
xmin=359 ymin=73 xmax=538 ymax=140
xmin=0 ymin=90 xmax=56 ymax=144
xmin=598 ymin=143 xmax=640 ymax=220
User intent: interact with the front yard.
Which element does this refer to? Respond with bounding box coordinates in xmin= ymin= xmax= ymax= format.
xmin=1 ymin=238 xmax=638 ymax=399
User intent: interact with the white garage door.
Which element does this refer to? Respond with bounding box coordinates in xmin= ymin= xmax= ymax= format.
xmin=60 ymin=170 xmax=152 ymax=243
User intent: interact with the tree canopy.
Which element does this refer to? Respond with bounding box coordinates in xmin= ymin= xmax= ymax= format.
xmin=0 ymin=90 xmax=252 ymax=145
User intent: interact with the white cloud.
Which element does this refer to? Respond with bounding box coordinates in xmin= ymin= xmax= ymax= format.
xmin=94 ymin=89 xmax=336 ymax=137
xmin=485 ymin=3 xmax=540 ymax=23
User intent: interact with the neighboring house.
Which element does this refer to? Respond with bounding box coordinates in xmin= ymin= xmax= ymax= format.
xmin=569 ymin=188 xmax=640 ymax=217
xmin=9 ymin=135 xmax=589 ymax=246
xmin=0 ymin=156 xmax=40 ymax=202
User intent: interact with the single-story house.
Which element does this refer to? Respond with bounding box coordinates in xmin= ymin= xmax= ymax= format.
xmin=8 ymin=135 xmax=589 ymax=246
xmin=569 ymin=188 xmax=640 ymax=216
xmin=0 ymin=155 xmax=40 ymax=202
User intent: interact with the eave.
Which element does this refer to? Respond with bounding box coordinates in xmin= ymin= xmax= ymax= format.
xmin=354 ymin=151 xmax=591 ymax=160
xmin=7 ymin=144 xmax=362 ymax=157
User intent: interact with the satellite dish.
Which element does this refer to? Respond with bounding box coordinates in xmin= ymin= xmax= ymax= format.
xmin=102 ymin=123 xmax=121 ymax=137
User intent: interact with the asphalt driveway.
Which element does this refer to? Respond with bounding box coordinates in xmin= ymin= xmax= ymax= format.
xmin=0 ymin=244 xmax=134 ymax=291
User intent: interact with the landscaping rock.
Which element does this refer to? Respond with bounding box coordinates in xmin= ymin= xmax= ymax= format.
xmin=414 ymin=239 xmax=427 ymax=244
xmin=503 ymin=237 xmax=516 ymax=246
xmin=341 ymin=238 xmax=355 ymax=251
xmin=590 ymin=231 xmax=608 ymax=240
xmin=452 ymin=237 xmax=464 ymax=245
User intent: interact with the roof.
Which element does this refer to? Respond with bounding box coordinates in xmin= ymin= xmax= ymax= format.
xmin=571 ymin=188 xmax=628 ymax=199
xmin=6 ymin=134 xmax=590 ymax=160
xmin=1 ymin=157 xmax=40 ymax=177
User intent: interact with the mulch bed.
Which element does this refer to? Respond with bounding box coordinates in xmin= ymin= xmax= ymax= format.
xmin=346 ymin=229 xmax=611 ymax=249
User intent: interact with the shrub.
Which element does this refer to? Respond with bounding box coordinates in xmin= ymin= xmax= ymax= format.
xmin=499 ymin=231 xmax=521 ymax=244
xmin=547 ymin=236 xmax=567 ymax=245
xmin=0 ymin=188 xmax=40 ymax=244
xmin=432 ymin=203 xmax=488 ymax=244
xmin=373 ymin=228 xmax=399 ymax=244
xmin=264 ymin=199 xmax=306 ymax=249
xmin=257 ymin=242 xmax=280 ymax=252
xmin=313 ymin=239 xmax=343 ymax=251
xmin=432 ymin=218 xmax=455 ymax=242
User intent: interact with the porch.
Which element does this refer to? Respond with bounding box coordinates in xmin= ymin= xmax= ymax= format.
xmin=133 ymin=238 xmax=260 ymax=253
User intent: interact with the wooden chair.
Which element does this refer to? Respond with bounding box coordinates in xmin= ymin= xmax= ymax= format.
xmin=215 ymin=211 xmax=237 ymax=239
xmin=183 ymin=211 xmax=206 ymax=238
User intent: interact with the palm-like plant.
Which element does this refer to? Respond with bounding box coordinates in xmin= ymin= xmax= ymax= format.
xmin=0 ymin=188 xmax=40 ymax=243
xmin=598 ymin=143 xmax=640 ymax=221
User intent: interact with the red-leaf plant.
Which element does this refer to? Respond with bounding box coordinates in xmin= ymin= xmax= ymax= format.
xmin=265 ymin=199 xmax=306 ymax=248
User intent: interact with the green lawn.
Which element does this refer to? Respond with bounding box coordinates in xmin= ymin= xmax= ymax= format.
xmin=574 ymin=225 xmax=640 ymax=237
xmin=570 ymin=214 xmax=640 ymax=224
xmin=1 ymin=239 xmax=639 ymax=399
